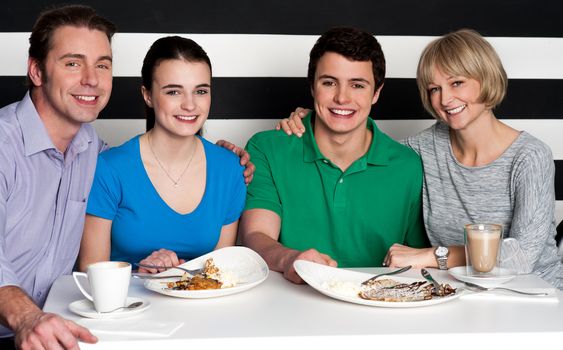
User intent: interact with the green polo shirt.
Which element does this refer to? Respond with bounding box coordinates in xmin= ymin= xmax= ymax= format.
xmin=245 ymin=113 xmax=427 ymax=267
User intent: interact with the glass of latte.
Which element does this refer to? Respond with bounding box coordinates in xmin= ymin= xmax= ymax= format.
xmin=464 ymin=224 xmax=503 ymax=275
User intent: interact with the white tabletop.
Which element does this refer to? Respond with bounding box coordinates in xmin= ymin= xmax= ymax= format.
xmin=44 ymin=268 xmax=563 ymax=350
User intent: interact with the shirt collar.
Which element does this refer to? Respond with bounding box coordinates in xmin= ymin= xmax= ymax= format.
xmin=302 ymin=111 xmax=390 ymax=166
xmin=16 ymin=92 xmax=93 ymax=157
xmin=302 ymin=113 xmax=325 ymax=163
xmin=365 ymin=117 xmax=390 ymax=166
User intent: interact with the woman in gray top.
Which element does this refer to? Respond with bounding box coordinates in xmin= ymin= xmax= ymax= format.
xmin=279 ymin=29 xmax=563 ymax=288
xmin=383 ymin=29 xmax=562 ymax=288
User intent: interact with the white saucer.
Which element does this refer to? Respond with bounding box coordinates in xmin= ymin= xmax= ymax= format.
xmin=448 ymin=266 xmax=516 ymax=288
xmin=68 ymin=297 xmax=150 ymax=319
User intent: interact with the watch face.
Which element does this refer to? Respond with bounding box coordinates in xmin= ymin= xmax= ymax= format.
xmin=435 ymin=246 xmax=448 ymax=257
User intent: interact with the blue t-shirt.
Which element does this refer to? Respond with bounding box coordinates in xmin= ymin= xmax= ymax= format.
xmin=86 ymin=135 xmax=246 ymax=264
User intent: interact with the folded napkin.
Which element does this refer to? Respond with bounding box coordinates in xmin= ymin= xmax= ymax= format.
xmin=77 ymin=319 xmax=184 ymax=337
xmin=459 ymin=274 xmax=559 ymax=303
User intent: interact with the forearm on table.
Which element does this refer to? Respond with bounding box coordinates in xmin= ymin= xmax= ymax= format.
xmin=241 ymin=230 xmax=300 ymax=273
xmin=0 ymin=286 xmax=42 ymax=332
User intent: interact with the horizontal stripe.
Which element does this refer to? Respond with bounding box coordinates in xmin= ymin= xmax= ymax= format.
xmin=90 ymin=119 xmax=563 ymax=202
xmin=556 ymin=161 xmax=563 ymax=202
xmin=1 ymin=77 xmax=562 ymax=120
xmin=556 ymin=202 xmax=563 ymax=226
xmin=2 ymin=33 xmax=563 ymax=79
xmin=0 ymin=1 xmax=562 ymax=37
xmin=92 ymin=118 xmax=563 ymax=160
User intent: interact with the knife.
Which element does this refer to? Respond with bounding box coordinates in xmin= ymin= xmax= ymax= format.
xmin=421 ymin=268 xmax=441 ymax=292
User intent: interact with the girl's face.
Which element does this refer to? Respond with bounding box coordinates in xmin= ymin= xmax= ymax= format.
xmin=142 ymin=58 xmax=211 ymax=138
xmin=427 ymin=66 xmax=491 ymax=131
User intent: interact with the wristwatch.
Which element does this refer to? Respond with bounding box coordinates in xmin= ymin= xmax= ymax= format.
xmin=434 ymin=246 xmax=449 ymax=270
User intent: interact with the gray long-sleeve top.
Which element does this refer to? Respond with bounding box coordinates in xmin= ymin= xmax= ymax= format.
xmin=404 ymin=122 xmax=563 ymax=288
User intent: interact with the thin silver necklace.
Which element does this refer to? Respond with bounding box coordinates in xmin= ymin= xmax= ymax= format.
xmin=147 ymin=132 xmax=197 ymax=188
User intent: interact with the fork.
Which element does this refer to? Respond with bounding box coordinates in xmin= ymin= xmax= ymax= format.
xmin=135 ymin=263 xmax=204 ymax=276
xmin=361 ymin=265 xmax=412 ymax=285
xmin=463 ymin=281 xmax=549 ymax=296
xmin=132 ymin=273 xmax=185 ymax=280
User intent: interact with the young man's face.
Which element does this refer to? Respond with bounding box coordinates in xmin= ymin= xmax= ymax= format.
xmin=312 ymin=52 xmax=381 ymax=137
xmin=29 ymin=25 xmax=113 ymax=128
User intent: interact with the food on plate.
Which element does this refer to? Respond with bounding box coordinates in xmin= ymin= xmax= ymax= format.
xmin=170 ymin=275 xmax=223 ymax=290
xmin=359 ymin=278 xmax=456 ymax=302
xmin=321 ymin=280 xmax=361 ymax=297
xmin=322 ymin=277 xmax=456 ymax=302
xmin=166 ymin=258 xmax=238 ymax=290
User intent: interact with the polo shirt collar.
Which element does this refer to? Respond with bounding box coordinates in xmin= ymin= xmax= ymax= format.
xmin=302 ymin=111 xmax=390 ymax=166
xmin=365 ymin=117 xmax=390 ymax=166
xmin=16 ymin=91 xmax=93 ymax=157
xmin=302 ymin=113 xmax=324 ymax=163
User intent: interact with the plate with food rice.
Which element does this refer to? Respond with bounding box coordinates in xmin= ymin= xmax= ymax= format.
xmin=294 ymin=260 xmax=463 ymax=308
xmin=143 ymin=246 xmax=268 ymax=298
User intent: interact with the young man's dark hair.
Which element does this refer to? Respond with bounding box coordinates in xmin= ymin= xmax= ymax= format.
xmin=307 ymin=27 xmax=386 ymax=91
xmin=27 ymin=4 xmax=117 ymax=87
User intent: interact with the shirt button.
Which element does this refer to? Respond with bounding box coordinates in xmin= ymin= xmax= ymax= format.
xmin=339 ymin=179 xmax=344 ymax=183
xmin=323 ymin=160 xmax=328 ymax=164
xmin=37 ymin=291 xmax=42 ymax=298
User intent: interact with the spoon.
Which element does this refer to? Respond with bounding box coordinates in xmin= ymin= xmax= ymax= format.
xmin=361 ymin=265 xmax=412 ymax=285
xmin=101 ymin=301 xmax=143 ymax=313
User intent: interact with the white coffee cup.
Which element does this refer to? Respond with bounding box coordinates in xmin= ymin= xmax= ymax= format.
xmin=72 ymin=261 xmax=131 ymax=312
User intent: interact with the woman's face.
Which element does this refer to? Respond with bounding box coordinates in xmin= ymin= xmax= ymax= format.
xmin=427 ymin=66 xmax=490 ymax=131
xmin=142 ymin=58 xmax=211 ymax=138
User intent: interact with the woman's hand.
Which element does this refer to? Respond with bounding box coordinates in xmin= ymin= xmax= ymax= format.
xmin=275 ymin=107 xmax=310 ymax=137
xmin=215 ymin=140 xmax=255 ymax=184
xmin=383 ymin=244 xmax=436 ymax=268
xmin=138 ymin=248 xmax=185 ymax=273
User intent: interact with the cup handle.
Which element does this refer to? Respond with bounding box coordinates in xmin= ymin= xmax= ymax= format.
xmin=72 ymin=272 xmax=94 ymax=301
xmin=500 ymin=238 xmax=532 ymax=273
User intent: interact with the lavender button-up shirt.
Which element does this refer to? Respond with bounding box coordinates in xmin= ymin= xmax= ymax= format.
xmin=0 ymin=93 xmax=105 ymax=336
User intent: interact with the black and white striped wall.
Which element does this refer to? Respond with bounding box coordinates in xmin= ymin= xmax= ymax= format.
xmin=1 ymin=1 xmax=562 ymax=222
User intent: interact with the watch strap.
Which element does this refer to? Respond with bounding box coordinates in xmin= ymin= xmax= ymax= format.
xmin=436 ymin=257 xmax=448 ymax=270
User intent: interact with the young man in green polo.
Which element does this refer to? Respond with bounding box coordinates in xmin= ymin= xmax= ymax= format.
xmin=240 ymin=27 xmax=427 ymax=284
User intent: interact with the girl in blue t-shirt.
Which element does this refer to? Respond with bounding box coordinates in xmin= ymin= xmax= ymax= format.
xmin=79 ymin=36 xmax=246 ymax=272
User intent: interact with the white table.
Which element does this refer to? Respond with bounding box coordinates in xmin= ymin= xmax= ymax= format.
xmin=44 ymin=268 xmax=563 ymax=350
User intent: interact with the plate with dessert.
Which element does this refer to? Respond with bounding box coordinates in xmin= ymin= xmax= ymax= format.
xmin=294 ymin=260 xmax=463 ymax=308
xmin=143 ymin=246 xmax=268 ymax=298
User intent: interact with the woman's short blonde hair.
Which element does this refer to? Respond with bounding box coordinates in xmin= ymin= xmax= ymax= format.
xmin=416 ymin=29 xmax=507 ymax=119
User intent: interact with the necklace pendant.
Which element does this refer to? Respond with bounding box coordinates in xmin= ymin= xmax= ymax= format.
xmin=173 ymin=183 xmax=180 ymax=188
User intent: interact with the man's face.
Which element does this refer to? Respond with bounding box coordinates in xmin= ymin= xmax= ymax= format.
xmin=312 ymin=52 xmax=380 ymax=137
xmin=30 ymin=25 xmax=113 ymax=128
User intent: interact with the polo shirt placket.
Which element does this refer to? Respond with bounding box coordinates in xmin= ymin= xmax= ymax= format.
xmin=245 ymin=112 xmax=427 ymax=267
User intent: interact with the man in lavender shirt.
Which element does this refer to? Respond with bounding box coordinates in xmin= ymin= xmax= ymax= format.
xmin=0 ymin=5 xmax=114 ymax=349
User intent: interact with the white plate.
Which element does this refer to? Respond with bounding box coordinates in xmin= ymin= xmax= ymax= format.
xmin=68 ymin=297 xmax=150 ymax=319
xmin=448 ymin=266 xmax=516 ymax=288
xmin=294 ymin=260 xmax=463 ymax=308
xmin=143 ymin=246 xmax=269 ymax=298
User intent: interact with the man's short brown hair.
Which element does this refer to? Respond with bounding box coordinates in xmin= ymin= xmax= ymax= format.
xmin=27 ymin=5 xmax=116 ymax=87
